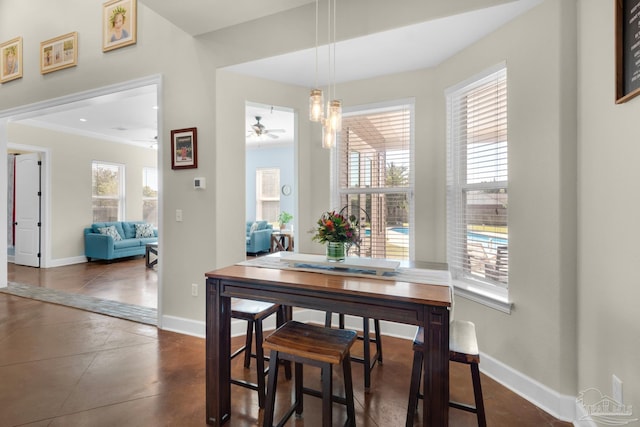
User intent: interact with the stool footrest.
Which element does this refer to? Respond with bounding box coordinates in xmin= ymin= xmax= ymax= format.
xmin=450 ymin=400 xmax=479 ymax=414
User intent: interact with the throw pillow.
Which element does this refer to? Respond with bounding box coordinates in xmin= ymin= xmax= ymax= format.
xmin=135 ymin=223 xmax=155 ymax=238
xmin=250 ymin=222 xmax=259 ymax=233
xmin=98 ymin=225 xmax=122 ymax=241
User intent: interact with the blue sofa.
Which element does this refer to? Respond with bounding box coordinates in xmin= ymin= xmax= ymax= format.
xmin=84 ymin=221 xmax=158 ymax=261
xmin=246 ymin=220 xmax=273 ymax=254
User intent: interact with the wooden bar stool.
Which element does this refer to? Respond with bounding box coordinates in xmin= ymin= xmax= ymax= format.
xmin=230 ymin=298 xmax=281 ymax=408
xmin=325 ymin=312 xmax=383 ymax=392
xmin=406 ymin=320 xmax=486 ymax=427
xmin=262 ymin=321 xmax=357 ymax=427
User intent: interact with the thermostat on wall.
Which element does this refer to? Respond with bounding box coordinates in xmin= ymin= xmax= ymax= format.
xmin=194 ymin=177 xmax=206 ymax=189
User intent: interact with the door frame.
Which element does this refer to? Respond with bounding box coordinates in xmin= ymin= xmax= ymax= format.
xmin=0 ymin=76 xmax=163 ymax=327
xmin=8 ymin=145 xmax=50 ymax=267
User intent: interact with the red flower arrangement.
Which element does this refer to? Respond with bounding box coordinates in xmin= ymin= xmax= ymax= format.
xmin=311 ymin=209 xmax=360 ymax=245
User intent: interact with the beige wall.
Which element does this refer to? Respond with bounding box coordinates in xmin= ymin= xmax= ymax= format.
xmin=578 ymin=0 xmax=640 ymax=415
xmin=215 ymin=0 xmax=578 ymax=398
xmin=8 ymin=123 xmax=157 ymax=261
xmin=2 ymin=0 xmax=640 ymax=420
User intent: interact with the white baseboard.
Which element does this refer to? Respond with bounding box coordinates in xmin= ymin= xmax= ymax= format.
xmin=161 ymin=314 xmax=205 ymax=338
xmin=161 ymin=308 xmax=581 ymax=424
xmin=476 ymin=352 xmax=576 ymax=423
xmin=45 ymin=256 xmax=87 ymax=268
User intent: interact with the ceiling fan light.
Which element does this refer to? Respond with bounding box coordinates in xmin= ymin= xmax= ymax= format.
xmin=309 ymin=89 xmax=324 ymax=122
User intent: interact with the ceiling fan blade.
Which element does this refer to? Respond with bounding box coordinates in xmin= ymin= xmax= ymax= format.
xmin=266 ymin=129 xmax=285 ymax=133
xmin=267 ymin=133 xmax=279 ymax=139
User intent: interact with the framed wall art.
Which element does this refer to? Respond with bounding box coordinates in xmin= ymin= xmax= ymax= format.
xmin=0 ymin=37 xmax=22 ymax=83
xmin=615 ymin=0 xmax=640 ymax=103
xmin=171 ymin=127 xmax=198 ymax=170
xmin=103 ymin=0 xmax=137 ymax=52
xmin=40 ymin=32 xmax=78 ymax=75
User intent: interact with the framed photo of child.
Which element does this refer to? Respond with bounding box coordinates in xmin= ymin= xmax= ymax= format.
xmin=0 ymin=37 xmax=22 ymax=84
xmin=103 ymin=0 xmax=137 ymax=52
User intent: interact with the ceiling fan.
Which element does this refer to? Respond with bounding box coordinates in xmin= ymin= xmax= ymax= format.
xmin=248 ymin=116 xmax=285 ymax=139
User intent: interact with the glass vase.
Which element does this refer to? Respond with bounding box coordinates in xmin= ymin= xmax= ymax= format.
xmin=326 ymin=241 xmax=346 ymax=262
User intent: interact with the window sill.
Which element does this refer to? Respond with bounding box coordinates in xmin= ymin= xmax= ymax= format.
xmin=452 ymin=279 xmax=513 ymax=314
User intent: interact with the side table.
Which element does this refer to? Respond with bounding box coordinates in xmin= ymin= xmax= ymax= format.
xmin=145 ymin=242 xmax=158 ymax=268
xmin=270 ymin=232 xmax=294 ymax=253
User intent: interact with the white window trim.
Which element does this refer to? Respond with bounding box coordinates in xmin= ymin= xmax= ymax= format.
xmin=446 ymin=63 xmax=513 ymax=313
xmin=333 ymin=99 xmax=416 ymax=261
xmin=92 ymin=161 xmax=125 ymax=221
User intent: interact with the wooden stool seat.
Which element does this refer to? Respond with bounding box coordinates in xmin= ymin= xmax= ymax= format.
xmin=262 ymin=321 xmax=357 ymax=427
xmin=230 ymin=298 xmax=281 ymax=408
xmin=406 ymin=320 xmax=486 ymax=427
xmin=325 ymin=312 xmax=383 ymax=392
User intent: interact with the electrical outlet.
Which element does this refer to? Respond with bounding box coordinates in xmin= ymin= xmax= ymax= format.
xmin=176 ymin=209 xmax=183 ymax=222
xmin=613 ymin=374 xmax=623 ymax=403
xmin=191 ymin=283 xmax=198 ymax=297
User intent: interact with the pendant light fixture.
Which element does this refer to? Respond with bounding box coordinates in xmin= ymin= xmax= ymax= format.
xmin=309 ymin=0 xmax=324 ymax=122
xmin=308 ymin=0 xmax=341 ymax=148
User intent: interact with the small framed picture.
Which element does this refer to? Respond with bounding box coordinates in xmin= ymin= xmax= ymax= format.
xmin=40 ymin=32 xmax=78 ymax=75
xmin=103 ymin=0 xmax=137 ymax=52
xmin=0 ymin=37 xmax=22 ymax=83
xmin=171 ymin=127 xmax=198 ymax=170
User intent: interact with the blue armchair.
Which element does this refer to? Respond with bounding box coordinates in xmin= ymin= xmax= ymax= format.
xmin=246 ymin=221 xmax=273 ymax=254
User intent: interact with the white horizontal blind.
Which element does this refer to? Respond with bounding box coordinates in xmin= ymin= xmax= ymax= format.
xmin=447 ymin=66 xmax=508 ymax=287
xmin=256 ymin=168 xmax=280 ymax=223
xmin=337 ymin=103 xmax=413 ymax=260
xmin=92 ymin=161 xmax=124 ymax=222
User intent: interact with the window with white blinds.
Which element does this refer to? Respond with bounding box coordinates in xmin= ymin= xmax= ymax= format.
xmin=256 ymin=168 xmax=280 ymax=223
xmin=447 ymin=65 xmax=508 ymax=289
xmin=336 ymin=102 xmax=414 ymax=260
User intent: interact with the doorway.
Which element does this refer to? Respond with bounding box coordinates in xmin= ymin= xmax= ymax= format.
xmin=245 ymin=102 xmax=296 ymax=254
xmin=9 ymin=151 xmax=43 ymax=267
xmin=1 ymin=77 xmax=162 ymax=324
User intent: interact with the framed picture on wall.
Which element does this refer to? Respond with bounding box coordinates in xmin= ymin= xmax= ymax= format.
xmin=171 ymin=127 xmax=198 ymax=170
xmin=0 ymin=37 xmax=22 ymax=84
xmin=40 ymin=32 xmax=78 ymax=75
xmin=615 ymin=0 xmax=640 ymax=103
xmin=103 ymin=0 xmax=137 ymax=52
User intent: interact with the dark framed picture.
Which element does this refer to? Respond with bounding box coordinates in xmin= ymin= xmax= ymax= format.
xmin=615 ymin=0 xmax=640 ymax=103
xmin=0 ymin=36 xmax=22 ymax=83
xmin=40 ymin=32 xmax=78 ymax=75
xmin=103 ymin=0 xmax=137 ymax=52
xmin=171 ymin=127 xmax=198 ymax=170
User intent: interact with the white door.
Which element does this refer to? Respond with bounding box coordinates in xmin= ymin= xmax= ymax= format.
xmin=14 ymin=153 xmax=41 ymax=267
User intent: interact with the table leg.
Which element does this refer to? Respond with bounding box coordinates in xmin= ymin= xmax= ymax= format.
xmin=206 ymin=278 xmax=232 ymax=425
xmin=422 ymin=306 xmax=449 ymax=426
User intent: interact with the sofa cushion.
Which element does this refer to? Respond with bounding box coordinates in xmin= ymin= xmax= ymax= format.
xmin=122 ymin=221 xmax=144 ymax=239
xmin=92 ymin=222 xmax=125 ymax=239
xmin=135 ymin=223 xmax=155 ymax=238
xmin=97 ymin=225 xmax=123 ymax=241
xmin=256 ymin=220 xmax=269 ymax=230
xmin=250 ymin=222 xmax=259 ymax=233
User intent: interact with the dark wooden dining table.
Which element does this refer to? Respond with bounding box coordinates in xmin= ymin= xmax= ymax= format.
xmin=205 ymin=263 xmax=452 ymax=426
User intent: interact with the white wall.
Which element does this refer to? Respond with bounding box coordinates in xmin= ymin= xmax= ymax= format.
xmin=8 ymin=123 xmax=157 ymax=261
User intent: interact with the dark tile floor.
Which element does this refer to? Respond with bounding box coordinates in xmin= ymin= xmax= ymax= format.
xmin=2 ymin=259 xmax=572 ymax=426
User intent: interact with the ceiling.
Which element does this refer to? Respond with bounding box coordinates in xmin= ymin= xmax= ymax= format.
xmin=17 ymin=0 xmax=541 ymax=147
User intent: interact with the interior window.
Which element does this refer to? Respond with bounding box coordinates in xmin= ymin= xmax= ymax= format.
xmin=256 ymin=168 xmax=280 ymax=223
xmin=92 ymin=161 xmax=125 ymax=222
